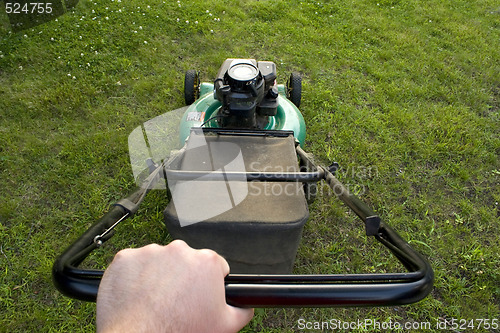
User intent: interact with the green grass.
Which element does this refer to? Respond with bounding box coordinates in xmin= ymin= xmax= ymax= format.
xmin=1 ymin=0 xmax=499 ymax=331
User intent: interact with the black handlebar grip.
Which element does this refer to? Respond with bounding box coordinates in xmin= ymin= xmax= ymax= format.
xmin=52 ymin=205 xmax=127 ymax=301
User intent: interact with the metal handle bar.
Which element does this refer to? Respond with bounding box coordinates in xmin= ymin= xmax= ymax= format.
xmin=53 ymin=169 xmax=433 ymax=306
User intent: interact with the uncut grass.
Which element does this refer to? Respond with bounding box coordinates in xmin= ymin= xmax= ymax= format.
xmin=1 ymin=0 xmax=499 ymax=332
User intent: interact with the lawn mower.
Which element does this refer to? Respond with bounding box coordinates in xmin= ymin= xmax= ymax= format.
xmin=53 ymin=59 xmax=433 ymax=307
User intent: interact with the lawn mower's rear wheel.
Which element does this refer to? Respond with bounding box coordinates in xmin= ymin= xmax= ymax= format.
xmin=286 ymin=72 xmax=302 ymax=108
xmin=184 ymin=70 xmax=200 ymax=105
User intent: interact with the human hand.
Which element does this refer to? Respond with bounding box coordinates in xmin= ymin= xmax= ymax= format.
xmin=96 ymin=240 xmax=254 ymax=333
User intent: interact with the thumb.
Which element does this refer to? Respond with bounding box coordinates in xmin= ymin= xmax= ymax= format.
xmin=223 ymin=305 xmax=254 ymax=332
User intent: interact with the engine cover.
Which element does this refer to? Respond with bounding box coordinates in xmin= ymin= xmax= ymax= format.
xmin=214 ymin=59 xmax=279 ymax=128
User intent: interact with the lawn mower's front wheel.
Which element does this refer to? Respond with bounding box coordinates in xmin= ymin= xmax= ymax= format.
xmin=184 ymin=70 xmax=200 ymax=105
xmin=286 ymin=72 xmax=302 ymax=108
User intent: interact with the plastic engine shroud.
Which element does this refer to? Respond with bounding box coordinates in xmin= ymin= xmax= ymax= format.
xmin=178 ymin=83 xmax=307 ymax=147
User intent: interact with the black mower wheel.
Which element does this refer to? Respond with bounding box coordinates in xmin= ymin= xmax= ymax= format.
xmin=286 ymin=72 xmax=302 ymax=108
xmin=184 ymin=70 xmax=200 ymax=105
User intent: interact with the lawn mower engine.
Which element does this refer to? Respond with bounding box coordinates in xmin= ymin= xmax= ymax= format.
xmin=214 ymin=58 xmax=279 ymax=128
xmin=164 ymin=59 xmax=307 ymax=274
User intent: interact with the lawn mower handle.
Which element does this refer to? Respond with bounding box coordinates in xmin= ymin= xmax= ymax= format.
xmin=53 ymin=173 xmax=433 ymax=307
